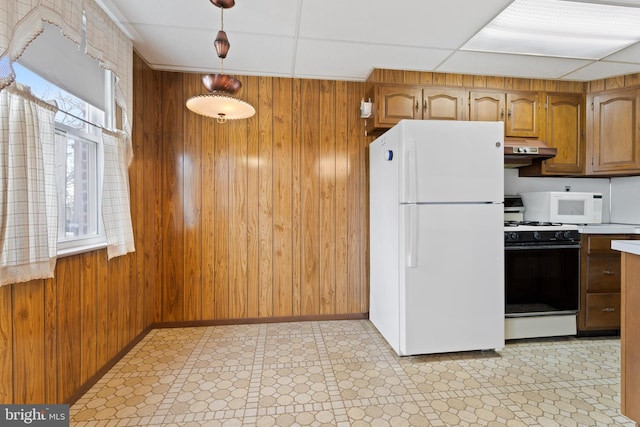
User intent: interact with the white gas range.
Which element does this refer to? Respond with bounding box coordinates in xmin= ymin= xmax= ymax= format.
xmin=503 ymin=197 xmax=581 ymax=340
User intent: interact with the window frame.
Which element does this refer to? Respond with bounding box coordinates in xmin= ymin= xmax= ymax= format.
xmin=13 ymin=63 xmax=117 ymax=257
xmin=54 ymin=122 xmax=107 ymax=257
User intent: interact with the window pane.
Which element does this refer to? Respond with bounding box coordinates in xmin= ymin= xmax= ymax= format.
xmin=13 ymin=63 xmax=104 ymax=134
xmin=56 ymin=132 xmax=99 ymax=240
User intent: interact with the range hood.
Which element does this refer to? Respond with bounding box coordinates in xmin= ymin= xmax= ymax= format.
xmin=503 ymin=138 xmax=557 ymax=168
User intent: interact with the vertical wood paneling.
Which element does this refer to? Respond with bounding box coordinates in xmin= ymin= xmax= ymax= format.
xmin=129 ymin=77 xmax=145 ymax=335
xmin=57 ymin=257 xmax=81 ymax=402
xmin=201 ymin=115 xmax=217 ymax=320
xmin=229 ymin=86 xmax=249 ymax=319
xmin=136 ymin=56 xmax=162 ymax=326
xmin=80 ymin=252 xmax=97 ymax=384
xmin=95 ymin=250 xmax=108 ymax=370
xmin=183 ymin=73 xmax=203 ymax=321
xmin=292 ymin=79 xmax=303 ymax=316
xmin=106 ymin=256 xmax=119 ymax=360
xmin=0 ymin=283 xmax=12 ymax=403
xmin=161 ymin=72 xmax=185 ymax=321
xmin=214 ymin=113 xmax=230 ymax=319
xmin=347 ymin=82 xmax=363 ymax=314
xmin=335 ymin=81 xmax=349 ymax=314
xmin=319 ymin=80 xmax=336 ymax=314
xmin=301 ymin=79 xmax=321 ymax=315
xmin=43 ymin=278 xmax=57 ymax=403
xmin=273 ymin=77 xmax=294 ymax=316
xmin=258 ymin=76 xmax=274 ymax=317
xmin=13 ymin=280 xmax=45 ymax=403
xmin=117 ymin=256 xmax=131 ymax=348
xmin=246 ymin=76 xmax=261 ymax=318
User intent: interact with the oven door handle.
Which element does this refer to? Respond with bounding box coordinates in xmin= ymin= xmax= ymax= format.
xmin=505 ymin=244 xmax=581 ymax=250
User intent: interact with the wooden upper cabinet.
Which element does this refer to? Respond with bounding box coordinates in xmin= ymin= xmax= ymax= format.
xmin=376 ymin=84 xmax=423 ymax=126
xmin=588 ymin=88 xmax=640 ymax=175
xmin=366 ymin=84 xmax=466 ymax=134
xmin=506 ymin=92 xmax=540 ymax=137
xmin=540 ymin=93 xmax=586 ymax=175
xmin=422 ymin=88 xmax=466 ymax=120
xmin=469 ymin=91 xmax=505 ymax=122
xmin=469 ymin=91 xmax=540 ymax=137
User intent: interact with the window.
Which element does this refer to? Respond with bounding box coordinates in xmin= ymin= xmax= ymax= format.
xmin=13 ymin=62 xmax=113 ymax=256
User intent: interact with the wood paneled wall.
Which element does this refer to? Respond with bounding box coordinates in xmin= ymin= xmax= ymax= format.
xmin=154 ymin=69 xmax=370 ymax=322
xmin=367 ymin=68 xmax=588 ymax=93
xmin=0 ymin=54 xmax=161 ymax=405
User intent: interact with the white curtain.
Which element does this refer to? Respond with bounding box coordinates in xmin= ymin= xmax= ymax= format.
xmin=0 ymin=83 xmax=58 ymax=287
xmin=101 ymin=129 xmax=134 ymax=259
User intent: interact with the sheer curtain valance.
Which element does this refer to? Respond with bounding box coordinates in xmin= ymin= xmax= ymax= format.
xmin=0 ymin=0 xmax=132 ymax=135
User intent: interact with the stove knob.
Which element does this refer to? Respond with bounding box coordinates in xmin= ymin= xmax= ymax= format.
xmin=509 ymin=232 xmax=519 ymax=241
xmin=563 ymin=231 xmax=573 ymax=240
xmin=533 ymin=231 xmax=541 ymax=240
xmin=554 ymin=231 xmax=564 ymax=240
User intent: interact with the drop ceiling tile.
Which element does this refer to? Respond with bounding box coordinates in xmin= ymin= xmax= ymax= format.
xmin=293 ymin=39 xmax=453 ymax=81
xmin=605 ymin=41 xmax=640 ymax=63
xmin=562 ymin=61 xmax=640 ymax=81
xmin=437 ymin=51 xmax=592 ymax=79
xmin=298 ymin=0 xmax=511 ymax=48
xmin=99 ymin=0 xmax=299 ymax=36
xmin=128 ymin=24 xmax=295 ymax=75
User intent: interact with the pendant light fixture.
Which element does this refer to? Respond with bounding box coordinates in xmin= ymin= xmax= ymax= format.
xmin=186 ymin=0 xmax=255 ymax=123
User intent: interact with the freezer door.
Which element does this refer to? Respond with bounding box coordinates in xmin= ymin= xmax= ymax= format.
xmin=399 ymin=120 xmax=504 ymax=204
xmin=399 ymin=203 xmax=504 ymax=356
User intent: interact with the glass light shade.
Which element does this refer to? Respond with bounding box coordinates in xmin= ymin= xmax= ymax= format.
xmin=186 ymin=93 xmax=255 ymax=122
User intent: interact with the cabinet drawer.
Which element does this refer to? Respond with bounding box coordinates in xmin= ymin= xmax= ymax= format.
xmin=585 ymin=293 xmax=620 ymax=329
xmin=585 ymin=235 xmax=631 ymax=254
xmin=586 ymin=256 xmax=621 ymax=291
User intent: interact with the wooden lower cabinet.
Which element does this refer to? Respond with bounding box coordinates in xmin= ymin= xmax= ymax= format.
xmin=578 ymin=234 xmax=634 ymax=333
xmin=620 ymin=251 xmax=640 ymax=423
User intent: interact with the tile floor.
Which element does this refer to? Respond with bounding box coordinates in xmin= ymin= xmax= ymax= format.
xmin=71 ymin=320 xmax=635 ymax=426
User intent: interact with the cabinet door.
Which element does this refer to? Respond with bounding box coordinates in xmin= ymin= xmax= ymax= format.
xmin=469 ymin=91 xmax=505 ymax=122
xmin=543 ymin=93 xmax=585 ymax=174
xmin=590 ymin=89 xmax=640 ymax=174
xmin=506 ymin=92 xmax=539 ymax=137
xmin=422 ymin=88 xmax=466 ymax=120
xmin=376 ymin=84 xmax=423 ymax=127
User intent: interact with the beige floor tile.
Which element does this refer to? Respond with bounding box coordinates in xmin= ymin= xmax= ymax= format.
xmin=71 ymin=320 xmax=635 ymax=426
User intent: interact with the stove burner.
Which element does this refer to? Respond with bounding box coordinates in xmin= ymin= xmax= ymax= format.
xmin=504 ymin=220 xmax=563 ymax=227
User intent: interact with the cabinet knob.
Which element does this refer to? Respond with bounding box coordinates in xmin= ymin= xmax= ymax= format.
xmin=602 ymin=307 xmax=615 ymax=312
xmin=415 ymin=101 xmax=419 ymax=112
xmin=602 ymin=270 xmax=615 ymax=275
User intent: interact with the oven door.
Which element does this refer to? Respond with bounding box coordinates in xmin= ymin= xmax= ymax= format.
xmin=505 ymin=244 xmax=580 ymax=317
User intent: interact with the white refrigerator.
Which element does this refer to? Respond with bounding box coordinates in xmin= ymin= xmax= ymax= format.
xmin=369 ymin=120 xmax=505 ymax=356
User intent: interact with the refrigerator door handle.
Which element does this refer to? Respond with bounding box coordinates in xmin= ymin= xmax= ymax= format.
xmin=406 ymin=205 xmax=418 ymax=268
xmin=402 ymin=138 xmax=417 ymax=202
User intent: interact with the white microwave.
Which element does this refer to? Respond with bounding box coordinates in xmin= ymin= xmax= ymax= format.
xmin=521 ymin=191 xmax=603 ymax=224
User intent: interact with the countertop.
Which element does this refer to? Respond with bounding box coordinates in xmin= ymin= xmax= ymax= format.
xmin=578 ymin=223 xmax=640 ymax=234
xmin=612 ymin=240 xmax=640 ymax=256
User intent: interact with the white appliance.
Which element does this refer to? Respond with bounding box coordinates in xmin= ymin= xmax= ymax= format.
xmin=521 ymin=191 xmax=603 ymax=224
xmin=369 ymin=120 xmax=505 ymax=356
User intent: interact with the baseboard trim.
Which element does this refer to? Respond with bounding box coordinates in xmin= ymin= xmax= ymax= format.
xmin=152 ymin=313 xmax=368 ymax=329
